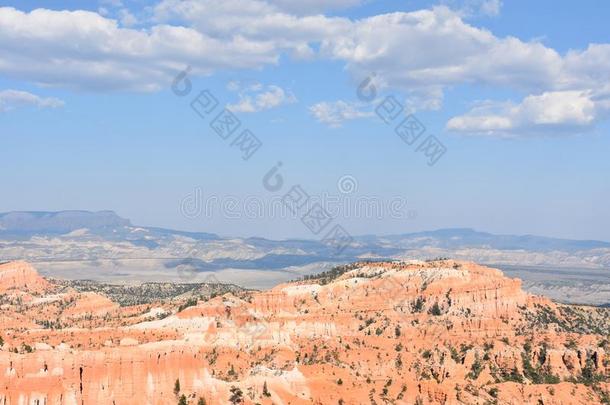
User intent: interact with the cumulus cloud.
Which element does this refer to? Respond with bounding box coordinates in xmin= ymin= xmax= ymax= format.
xmin=0 ymin=6 xmax=289 ymax=91
xmin=320 ymin=7 xmax=566 ymax=100
xmin=0 ymin=3 xmax=604 ymax=97
xmin=309 ymin=100 xmax=372 ymax=127
xmin=117 ymin=8 xmax=138 ymax=27
xmin=227 ymin=83 xmax=296 ymax=113
xmin=151 ymin=0 xmax=353 ymax=61
xmin=1 ymin=2 xmax=610 ymax=136
xmin=446 ymin=91 xmax=603 ymax=136
xmin=316 ymin=6 xmax=610 ymax=134
xmin=0 ymin=89 xmax=64 ymax=112
xmin=98 ymin=0 xmax=139 ymax=25
xmin=0 ymin=3 xmax=351 ymax=91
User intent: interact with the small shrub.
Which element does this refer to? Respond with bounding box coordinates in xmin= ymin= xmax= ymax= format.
xmin=429 ymin=302 xmax=442 ymax=316
xmin=229 ymin=386 xmax=243 ymax=404
xmin=413 ymin=296 xmax=425 ymax=312
xmin=467 ymin=356 xmax=484 ymax=380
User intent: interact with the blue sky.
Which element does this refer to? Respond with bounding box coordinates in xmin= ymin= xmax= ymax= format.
xmin=1 ymin=0 xmax=609 ymax=241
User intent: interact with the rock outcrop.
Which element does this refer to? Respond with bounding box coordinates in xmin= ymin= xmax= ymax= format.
xmin=0 ymin=260 xmax=50 ymax=294
xmin=0 ymin=260 xmax=608 ymax=404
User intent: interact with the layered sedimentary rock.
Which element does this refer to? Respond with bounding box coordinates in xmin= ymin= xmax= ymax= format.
xmin=0 ymin=260 xmax=609 ymax=404
xmin=0 ymin=261 xmax=50 ymax=294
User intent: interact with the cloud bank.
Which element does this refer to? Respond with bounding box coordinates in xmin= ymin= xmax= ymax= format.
xmin=1 ymin=1 xmax=609 ymax=135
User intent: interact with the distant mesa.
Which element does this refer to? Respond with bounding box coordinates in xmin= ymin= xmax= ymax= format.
xmin=1 ymin=210 xmax=608 ymax=251
xmin=0 ymin=210 xmax=219 ymax=240
xmin=0 ymin=210 xmax=130 ymax=235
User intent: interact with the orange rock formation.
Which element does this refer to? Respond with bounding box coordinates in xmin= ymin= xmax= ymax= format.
xmin=0 ymin=260 xmax=608 ymax=404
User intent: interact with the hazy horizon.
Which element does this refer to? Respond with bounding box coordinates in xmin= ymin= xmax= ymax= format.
xmin=2 ymin=209 xmax=610 ymax=244
xmin=2 ymin=0 xmax=610 ymax=242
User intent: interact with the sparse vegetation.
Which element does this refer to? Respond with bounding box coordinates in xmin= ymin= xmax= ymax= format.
xmin=173 ymin=379 xmax=181 ymax=396
xmin=467 ymin=355 xmax=483 ymax=380
xmin=178 ymin=297 xmax=198 ymax=311
xmin=52 ymin=279 xmax=242 ymax=307
xmin=300 ymin=263 xmax=366 ymax=285
xmin=449 ymin=346 xmax=461 ymax=363
xmin=2 ymin=259 xmax=610 ymax=404
xmin=429 ymin=302 xmax=442 ymax=316
xmin=229 ymin=386 xmax=243 ymax=404
xmin=521 ymin=349 xmax=560 ymax=384
xmin=413 ymin=296 xmax=426 ymax=312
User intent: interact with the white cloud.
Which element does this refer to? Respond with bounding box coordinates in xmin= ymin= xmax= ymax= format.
xmin=0 ymin=89 xmax=64 ymax=112
xmin=98 ymin=0 xmax=138 ymax=26
xmin=442 ymin=0 xmax=502 ymax=17
xmin=152 ymin=0 xmax=352 ymax=62
xmin=118 ymin=8 xmax=138 ymax=27
xmin=0 ymin=6 xmax=290 ymax=91
xmin=446 ymin=91 xmax=601 ymax=136
xmin=321 ymin=7 xmax=565 ymax=97
xmin=0 ymin=3 xmax=603 ymax=97
xmin=227 ymin=84 xmax=296 ymax=113
xmin=309 ymin=100 xmax=372 ymax=127
xmin=479 ymin=0 xmax=502 ymax=16
xmin=0 ymin=3 xmax=352 ymax=91
xmin=1 ymin=2 xmax=610 ymax=136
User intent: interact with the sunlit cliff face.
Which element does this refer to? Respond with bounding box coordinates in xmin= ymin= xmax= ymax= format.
xmin=0 ymin=260 xmax=608 ymax=404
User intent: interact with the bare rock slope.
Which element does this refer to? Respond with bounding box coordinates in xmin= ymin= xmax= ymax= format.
xmin=0 ymin=260 xmax=609 ymax=404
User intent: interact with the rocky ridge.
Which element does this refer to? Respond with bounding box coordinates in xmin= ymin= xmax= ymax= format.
xmin=0 ymin=260 xmax=608 ymax=404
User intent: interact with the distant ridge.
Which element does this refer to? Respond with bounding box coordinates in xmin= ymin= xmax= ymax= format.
xmin=0 ymin=210 xmax=130 ymax=235
xmin=0 ymin=211 xmax=218 ymax=240
xmin=1 ymin=211 xmax=608 ymax=251
xmin=379 ymin=228 xmax=610 ymax=252
xmin=1 ymin=211 xmax=609 ymax=305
